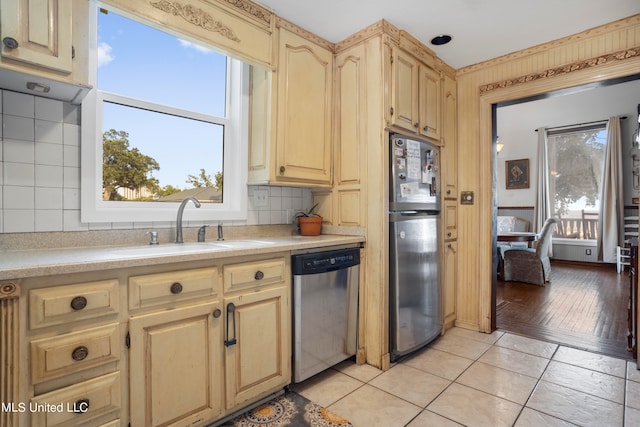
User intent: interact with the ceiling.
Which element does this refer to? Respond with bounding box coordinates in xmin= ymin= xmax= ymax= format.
xmin=255 ymin=0 xmax=640 ymax=69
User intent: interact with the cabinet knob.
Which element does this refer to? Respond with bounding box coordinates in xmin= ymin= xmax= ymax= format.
xmin=279 ymin=166 xmax=286 ymax=174
xmin=213 ymin=308 xmax=222 ymax=318
xmin=423 ymin=125 xmax=429 ymax=131
xmin=73 ymin=398 xmax=90 ymax=413
xmin=254 ymin=270 xmax=264 ymax=280
xmin=71 ymin=346 xmax=89 ymax=361
xmin=70 ymin=296 xmax=87 ymax=311
xmin=414 ymin=122 xmax=419 ymax=128
xmin=447 ymin=232 xmax=452 ymax=237
xmin=170 ymin=282 xmax=183 ymax=294
xmin=2 ymin=37 xmax=18 ymax=49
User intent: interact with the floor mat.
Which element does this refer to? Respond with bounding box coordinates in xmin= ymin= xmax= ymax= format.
xmin=220 ymin=391 xmax=352 ymax=427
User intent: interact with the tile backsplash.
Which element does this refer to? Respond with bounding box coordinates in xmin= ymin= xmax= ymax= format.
xmin=0 ymin=89 xmax=311 ymax=234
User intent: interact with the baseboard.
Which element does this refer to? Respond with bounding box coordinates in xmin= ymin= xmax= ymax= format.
xmin=551 ymin=259 xmax=616 ymax=270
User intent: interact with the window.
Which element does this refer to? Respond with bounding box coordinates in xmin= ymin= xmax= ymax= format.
xmin=81 ymin=2 xmax=248 ymax=222
xmin=547 ymin=124 xmax=607 ymax=240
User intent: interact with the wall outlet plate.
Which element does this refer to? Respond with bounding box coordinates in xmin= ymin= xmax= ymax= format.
xmin=460 ymin=191 xmax=474 ymax=205
xmin=253 ymin=189 xmax=269 ymax=207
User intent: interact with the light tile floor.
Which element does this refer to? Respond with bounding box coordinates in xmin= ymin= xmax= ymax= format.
xmin=291 ymin=327 xmax=640 ymax=427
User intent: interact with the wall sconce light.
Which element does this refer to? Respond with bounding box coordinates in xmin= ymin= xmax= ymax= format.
xmin=496 ymin=136 xmax=504 ymax=154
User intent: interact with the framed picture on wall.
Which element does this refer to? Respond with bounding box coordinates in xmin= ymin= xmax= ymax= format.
xmin=505 ymin=158 xmax=530 ymax=189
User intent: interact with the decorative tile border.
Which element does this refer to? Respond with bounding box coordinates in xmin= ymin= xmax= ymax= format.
xmin=480 ymin=47 xmax=640 ymax=94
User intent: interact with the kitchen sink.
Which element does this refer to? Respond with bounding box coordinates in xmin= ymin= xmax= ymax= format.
xmin=105 ymin=240 xmax=276 ymax=259
xmin=206 ymin=239 xmax=276 ymax=249
xmin=106 ymin=242 xmax=226 ymax=258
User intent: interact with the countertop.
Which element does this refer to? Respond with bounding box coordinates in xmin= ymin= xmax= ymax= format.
xmin=0 ymin=234 xmax=365 ymax=280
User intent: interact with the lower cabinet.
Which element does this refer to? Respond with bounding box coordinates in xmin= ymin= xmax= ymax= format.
xmin=129 ymin=301 xmax=224 ymax=427
xmin=442 ymin=240 xmax=458 ymax=330
xmin=5 ymin=254 xmax=291 ymax=426
xmin=224 ymin=286 xmax=290 ymax=409
xmin=128 ymin=255 xmax=291 ymax=426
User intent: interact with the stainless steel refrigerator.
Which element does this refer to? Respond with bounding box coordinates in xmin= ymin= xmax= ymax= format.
xmin=389 ymin=133 xmax=441 ymax=361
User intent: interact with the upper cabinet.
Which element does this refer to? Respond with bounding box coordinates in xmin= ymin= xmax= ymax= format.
xmin=249 ymin=25 xmax=333 ymax=187
xmin=0 ymin=0 xmax=90 ymax=102
xmin=390 ymin=47 xmax=442 ymax=143
xmin=442 ymin=74 xmax=458 ymax=199
xmin=419 ymin=64 xmax=441 ymax=141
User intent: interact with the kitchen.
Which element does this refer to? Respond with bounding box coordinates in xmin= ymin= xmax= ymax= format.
xmin=1 ymin=0 xmax=640 ymax=426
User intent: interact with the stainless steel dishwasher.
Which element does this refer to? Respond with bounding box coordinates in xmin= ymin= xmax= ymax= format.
xmin=292 ymin=246 xmax=360 ymax=383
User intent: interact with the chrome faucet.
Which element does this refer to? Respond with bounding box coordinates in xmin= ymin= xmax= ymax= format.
xmin=176 ymin=197 xmax=201 ymax=243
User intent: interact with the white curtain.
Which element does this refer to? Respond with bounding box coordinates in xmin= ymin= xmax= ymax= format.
xmin=597 ymin=117 xmax=623 ymax=262
xmin=534 ymin=127 xmax=553 ymax=255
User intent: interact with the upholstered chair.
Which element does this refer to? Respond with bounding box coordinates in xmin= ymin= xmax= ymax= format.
xmin=503 ymin=217 xmax=560 ymax=285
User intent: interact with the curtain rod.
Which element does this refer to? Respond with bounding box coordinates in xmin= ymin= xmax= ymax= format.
xmin=534 ymin=116 xmax=627 ymax=132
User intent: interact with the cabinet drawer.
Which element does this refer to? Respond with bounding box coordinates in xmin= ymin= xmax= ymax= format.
xmin=129 ymin=267 xmax=218 ymax=310
xmin=223 ymin=258 xmax=287 ymax=293
xmin=30 ymin=371 xmax=120 ymax=427
xmin=29 ymin=280 xmax=119 ymax=329
xmin=31 ymin=323 xmax=121 ymax=384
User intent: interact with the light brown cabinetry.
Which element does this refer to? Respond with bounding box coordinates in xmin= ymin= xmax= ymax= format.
xmin=442 ymin=199 xmax=458 ymax=331
xmin=26 ymin=279 xmax=123 ymax=426
xmin=440 ymin=74 xmax=457 ymax=332
xmin=222 ymin=257 xmax=291 ymax=408
xmin=441 ymin=74 xmax=458 ymax=199
xmin=390 ymin=47 xmax=442 ymax=143
xmin=128 ymin=256 xmax=290 ymax=426
xmin=129 ymin=301 xmax=223 ymax=427
xmin=0 ymin=0 xmax=89 ymax=101
xmin=248 ymin=26 xmax=333 ymax=187
xmin=314 ymin=42 xmax=368 ymax=226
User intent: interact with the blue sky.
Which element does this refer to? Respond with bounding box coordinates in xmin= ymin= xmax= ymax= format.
xmin=97 ymin=8 xmax=227 ymax=190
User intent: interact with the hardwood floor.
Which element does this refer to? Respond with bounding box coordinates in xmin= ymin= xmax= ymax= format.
xmin=496 ymin=261 xmax=634 ymax=360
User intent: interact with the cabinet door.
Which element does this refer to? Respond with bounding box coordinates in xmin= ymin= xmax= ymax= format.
xmin=0 ymin=0 xmax=73 ymax=73
xmin=419 ymin=65 xmax=441 ymax=141
xmin=129 ymin=302 xmax=223 ymax=427
xmin=444 ymin=200 xmax=458 ymax=241
xmin=443 ymin=240 xmax=458 ymax=330
xmin=390 ymin=48 xmax=419 ymax=132
xmin=333 ymin=44 xmax=367 ymax=226
xmin=276 ymin=29 xmax=333 ymax=184
xmin=442 ymin=75 xmax=458 ymax=199
xmin=224 ymin=286 xmax=290 ymax=409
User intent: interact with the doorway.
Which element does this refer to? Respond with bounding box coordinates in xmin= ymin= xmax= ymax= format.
xmin=491 ymin=76 xmax=640 ymax=359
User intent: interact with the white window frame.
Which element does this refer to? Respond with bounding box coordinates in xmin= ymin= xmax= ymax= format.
xmin=81 ymin=1 xmax=248 ymax=223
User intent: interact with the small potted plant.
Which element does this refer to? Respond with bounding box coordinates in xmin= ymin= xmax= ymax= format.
xmin=293 ymin=203 xmax=323 ymax=236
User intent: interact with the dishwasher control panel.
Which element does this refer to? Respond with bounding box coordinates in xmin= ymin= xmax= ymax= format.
xmin=292 ymin=248 xmax=360 ymax=275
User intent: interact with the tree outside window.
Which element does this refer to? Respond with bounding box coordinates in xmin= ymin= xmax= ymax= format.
xmin=547 ymin=125 xmax=607 ymax=239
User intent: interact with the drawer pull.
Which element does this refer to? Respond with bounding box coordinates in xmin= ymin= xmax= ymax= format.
xmin=73 ymin=398 xmax=90 ymax=413
xmin=70 ymin=296 xmax=87 ymax=311
xmin=71 ymin=346 xmax=89 ymax=361
xmin=170 ymin=282 xmax=183 ymax=294
xmin=3 ymin=37 xmax=18 ymax=49
xmin=254 ymin=270 xmax=264 ymax=280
